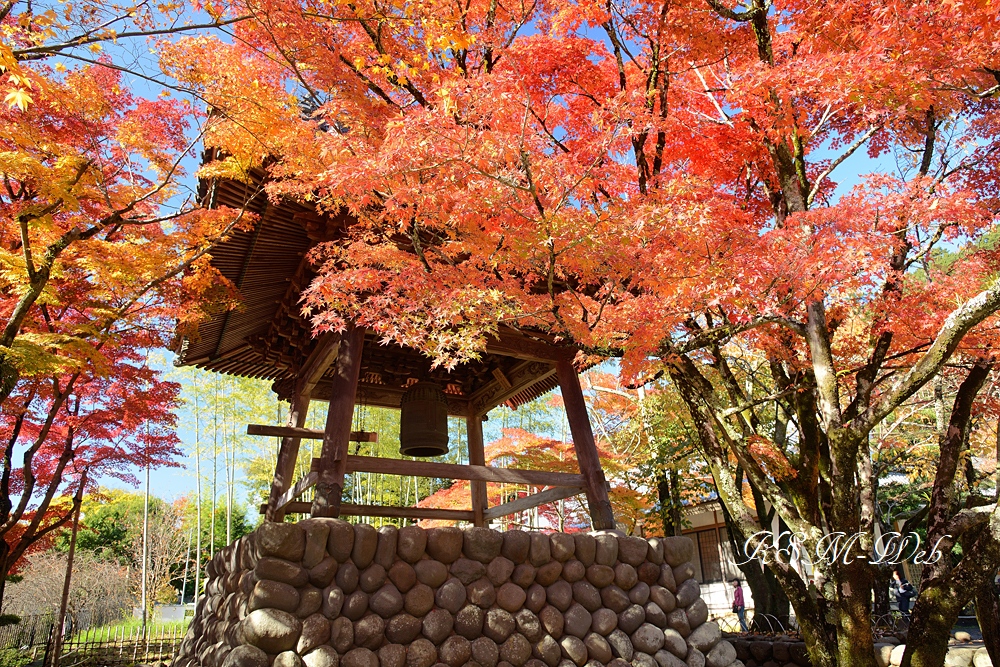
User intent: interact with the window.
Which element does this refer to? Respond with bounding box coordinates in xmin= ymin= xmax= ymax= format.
xmin=697 ymin=529 xmax=724 ymax=582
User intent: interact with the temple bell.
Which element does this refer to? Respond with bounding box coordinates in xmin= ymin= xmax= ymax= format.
xmin=399 ymin=381 xmax=450 ymax=457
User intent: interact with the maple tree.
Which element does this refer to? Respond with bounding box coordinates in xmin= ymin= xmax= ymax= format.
xmin=0 ymin=339 xmax=183 ymax=604
xmin=582 ymin=372 xmax=707 ymax=536
xmin=169 ymin=0 xmax=1000 ymax=664
xmin=0 ymin=0 xmax=252 ymax=608
xmin=418 ymin=376 xmax=709 ymax=536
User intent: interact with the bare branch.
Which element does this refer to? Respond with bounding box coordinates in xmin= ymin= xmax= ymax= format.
xmin=807 ymin=124 xmax=880 ymax=206
xmin=13 ymin=16 xmax=251 ymax=60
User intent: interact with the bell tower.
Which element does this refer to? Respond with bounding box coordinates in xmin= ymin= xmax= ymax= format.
xmin=177 ymin=169 xmax=617 ymax=530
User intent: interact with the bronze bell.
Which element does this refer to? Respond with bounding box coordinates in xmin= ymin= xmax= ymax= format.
xmin=399 ymin=381 xmax=450 ymax=457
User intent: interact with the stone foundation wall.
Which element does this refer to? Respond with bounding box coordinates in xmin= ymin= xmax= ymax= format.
xmin=172 ymin=521 xmax=744 ymax=667
xmin=730 ymin=636 xmax=995 ymax=667
xmin=727 ymin=637 xmax=812 ymax=667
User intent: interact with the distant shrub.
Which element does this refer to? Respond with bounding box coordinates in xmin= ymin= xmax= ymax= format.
xmin=0 ymin=648 xmax=30 ymax=667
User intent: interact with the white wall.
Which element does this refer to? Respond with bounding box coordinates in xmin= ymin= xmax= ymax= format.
xmin=698 ymin=580 xmax=754 ymax=615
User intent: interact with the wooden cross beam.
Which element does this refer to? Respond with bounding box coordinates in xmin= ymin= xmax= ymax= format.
xmin=327 ymin=455 xmax=586 ymax=487
xmin=261 ymin=476 xmax=584 ymax=522
xmin=271 ymin=471 xmax=319 ymax=514
xmin=260 ymin=451 xmax=585 ymax=522
xmin=261 ymin=501 xmax=475 ymax=522
xmin=248 ymin=424 xmax=378 ymax=442
xmin=482 ymin=486 xmax=585 ymax=520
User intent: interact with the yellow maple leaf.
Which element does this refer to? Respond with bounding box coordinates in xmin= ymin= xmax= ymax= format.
xmin=5 ymin=89 xmax=33 ymax=111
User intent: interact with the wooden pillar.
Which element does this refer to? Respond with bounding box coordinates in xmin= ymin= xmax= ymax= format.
xmin=266 ymin=393 xmax=311 ymax=521
xmin=265 ymin=333 xmax=341 ymax=521
xmin=311 ymin=326 xmax=365 ymax=518
xmin=556 ymin=359 xmax=616 ymax=530
xmin=467 ymin=409 xmax=488 ymax=527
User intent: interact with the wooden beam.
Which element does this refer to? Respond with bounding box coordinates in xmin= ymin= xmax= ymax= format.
xmin=249 ymin=424 xmax=377 ymax=442
xmin=265 ymin=392 xmax=311 ymax=521
xmin=341 ymin=504 xmax=474 ymax=521
xmin=483 ymin=486 xmax=585 ymax=520
xmin=274 ymin=471 xmax=318 ymax=512
xmin=270 ymin=502 xmax=475 ymax=522
xmin=485 ymin=328 xmax=574 ymax=362
xmin=312 ymin=326 xmax=366 ymax=518
xmin=264 ymin=332 xmax=342 ymax=522
xmin=467 ymin=411 xmax=487 ymax=527
xmin=557 ymin=359 xmax=616 ymax=530
xmin=182 ymin=341 xmax=253 ymax=367
xmin=341 ymin=454 xmax=585 ymax=487
xmin=294 ymin=382 xmax=472 ymax=416
xmin=469 ymin=359 xmax=557 ymax=416
xmin=295 ymin=332 xmax=342 ymax=397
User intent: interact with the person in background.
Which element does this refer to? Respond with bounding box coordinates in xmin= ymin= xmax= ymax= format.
xmin=731 ymin=578 xmax=748 ymax=632
xmin=892 ymin=570 xmax=916 ymax=620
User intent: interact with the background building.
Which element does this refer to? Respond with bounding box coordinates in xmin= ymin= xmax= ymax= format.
xmin=682 ymin=499 xmax=752 ymax=617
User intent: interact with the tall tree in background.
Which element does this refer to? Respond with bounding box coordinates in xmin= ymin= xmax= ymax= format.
xmin=171 ymin=368 xmax=279 ymax=597
xmin=167 ymin=0 xmax=1000 ymax=663
xmin=64 ymin=490 xmax=190 ymax=614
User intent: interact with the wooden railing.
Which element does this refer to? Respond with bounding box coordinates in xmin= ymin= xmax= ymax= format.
xmin=250 ymin=424 xmax=585 ymax=522
xmin=0 ymin=617 xmax=186 ymax=667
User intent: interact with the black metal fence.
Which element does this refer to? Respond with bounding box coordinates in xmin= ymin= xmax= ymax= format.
xmin=0 ymin=614 xmax=56 ymax=652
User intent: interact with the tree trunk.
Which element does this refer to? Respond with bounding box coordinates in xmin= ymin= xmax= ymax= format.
xmin=717 ymin=495 xmax=789 ymax=624
xmin=658 ymin=470 xmax=683 ymax=536
xmin=194 ymin=396 xmax=202 ymax=603
xmin=762 ymin=563 xmax=790 ymax=625
xmin=904 ymin=362 xmax=997 ymax=666
xmin=872 ymin=566 xmax=892 ymax=617
xmin=656 ymin=473 xmax=671 ymax=535
xmin=901 ymin=580 xmax=962 ymax=667
xmin=975 ymin=581 xmax=1000 ymax=665
xmin=783 ymin=587 xmax=838 ymax=667
xmin=833 ymin=559 xmax=879 ymax=667
xmin=50 ymin=476 xmax=85 ymax=667
xmin=903 ymin=535 xmax=1000 ymax=667
xmin=720 ymin=477 xmax=792 ymax=625
xmin=668 ymin=470 xmax=682 ymax=536
xmin=0 ymin=539 xmax=9 ymax=610
xmin=0 ymin=351 xmax=17 ymax=407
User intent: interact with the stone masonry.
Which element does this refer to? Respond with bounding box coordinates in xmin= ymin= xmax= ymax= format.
xmin=172 ymin=521 xmax=743 ymax=667
xmin=729 ymin=635 xmax=995 ymax=667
